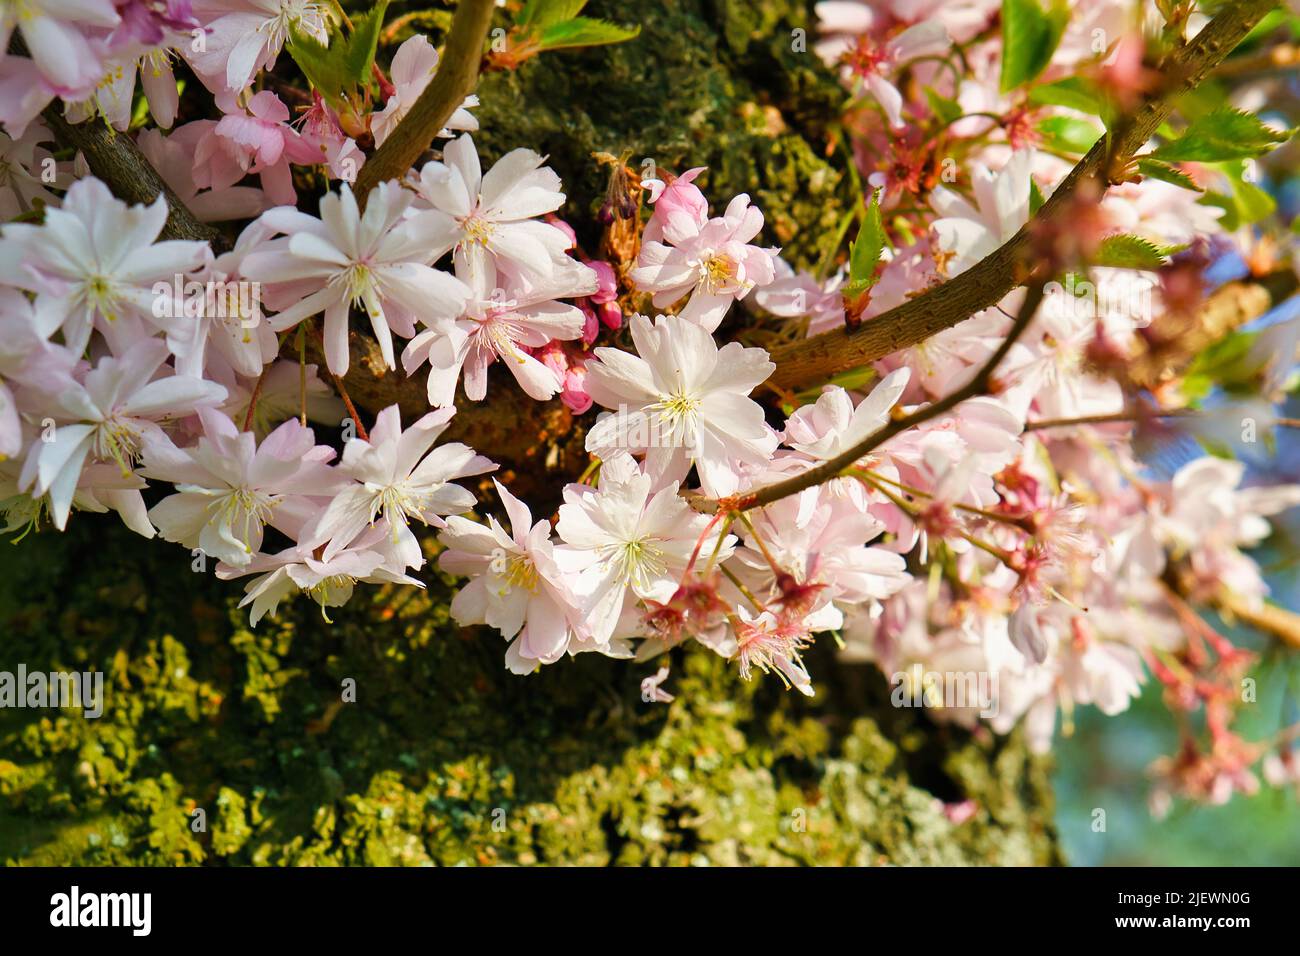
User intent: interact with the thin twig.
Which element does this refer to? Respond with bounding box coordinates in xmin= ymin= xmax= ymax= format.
xmin=694 ymin=279 xmax=1049 ymax=515
xmin=243 ymin=363 xmax=272 ymax=433
xmin=331 ymin=370 xmax=370 ymax=442
xmin=298 ymin=325 xmax=308 ymax=428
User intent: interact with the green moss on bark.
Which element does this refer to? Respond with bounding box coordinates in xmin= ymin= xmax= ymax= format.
xmin=0 ymin=520 xmax=1059 ymax=866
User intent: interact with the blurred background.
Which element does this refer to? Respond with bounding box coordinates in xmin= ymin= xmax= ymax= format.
xmin=1055 ymin=407 xmax=1300 ymax=865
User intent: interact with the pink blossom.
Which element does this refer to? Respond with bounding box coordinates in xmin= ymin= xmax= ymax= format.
xmin=402 ymin=258 xmax=594 ymax=406
xmin=143 ymin=407 xmax=344 ymax=565
xmin=411 ymin=134 xmax=574 ymax=289
xmin=138 ymin=124 xmax=266 ymax=222
xmin=18 ymin=338 xmax=226 ymax=529
xmin=192 ymin=91 xmax=303 ymax=205
xmin=0 ymin=0 xmax=119 ymax=101
xmin=0 ymin=176 xmax=210 ymax=357
xmin=186 ymin=0 xmax=328 ymax=97
xmin=242 ymin=180 xmax=470 ymax=376
xmin=438 ymin=480 xmax=592 ymax=674
xmin=309 ymin=404 xmax=494 ymax=570
xmin=631 ymin=193 xmax=779 ymax=331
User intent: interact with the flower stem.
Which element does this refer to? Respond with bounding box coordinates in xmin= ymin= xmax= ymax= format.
xmin=331 ymin=371 xmax=369 ymax=442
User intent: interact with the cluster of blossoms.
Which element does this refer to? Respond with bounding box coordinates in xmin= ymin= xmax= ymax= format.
xmin=1 ymin=0 xmax=1299 ymax=810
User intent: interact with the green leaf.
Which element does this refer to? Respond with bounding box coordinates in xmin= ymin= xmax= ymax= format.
xmin=1093 ymin=234 xmax=1177 ymax=270
xmin=1028 ymin=77 xmax=1102 ymax=115
xmin=288 ymin=28 xmax=353 ymax=111
xmin=1136 ymin=157 xmax=1203 ymax=192
xmin=1029 ymin=178 xmax=1046 ymax=215
xmin=288 ymin=2 xmax=389 ymax=109
xmin=1037 ymin=115 xmax=1103 ymax=154
xmin=1198 ymin=161 xmax=1279 ymax=230
xmin=343 ymin=1 xmax=388 ymax=90
xmin=1229 ymin=171 xmax=1276 ymax=224
xmin=1000 ymin=0 xmax=1070 ymax=92
xmin=293 ymin=3 xmax=390 ymax=113
xmin=924 ymin=86 xmax=962 ymax=125
xmin=1182 ymin=329 xmax=1262 ymax=400
xmin=518 ymin=0 xmax=589 ymax=27
xmin=537 ymin=16 xmax=640 ymax=50
xmin=1150 ymin=107 xmax=1293 ymax=162
xmin=846 ymin=191 xmax=887 ymax=297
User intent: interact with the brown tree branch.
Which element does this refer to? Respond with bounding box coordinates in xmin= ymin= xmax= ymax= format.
xmin=1215 ymin=590 xmax=1300 ymax=650
xmin=8 ymin=29 xmax=224 ymax=246
xmin=353 ymin=0 xmax=496 ymax=205
xmin=41 ymin=109 xmax=224 ymax=245
xmin=1129 ymin=270 xmax=1297 ymax=391
xmin=766 ymin=0 xmax=1279 ymax=392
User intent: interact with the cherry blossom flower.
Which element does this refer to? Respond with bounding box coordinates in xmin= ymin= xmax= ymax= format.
xmin=169 ymin=218 xmax=278 ymax=379
xmin=0 ymin=288 xmax=64 ymax=457
xmin=18 ymin=338 xmax=226 ymax=529
xmin=402 ymin=256 xmax=595 ymax=405
xmin=630 ymin=192 xmax=778 ymax=331
xmin=411 ymin=134 xmax=573 ymax=288
xmin=143 ymin=408 xmax=344 ymax=565
xmin=0 ymin=123 xmax=67 ymax=219
xmin=0 ymin=177 xmax=209 ymax=357
xmin=65 ymin=30 xmax=190 ymax=131
xmin=752 ymin=259 xmax=846 ymax=336
xmin=311 ymin=404 xmax=495 ymax=569
xmin=438 ymin=480 xmax=592 ymax=673
xmin=733 ymin=607 xmax=815 ymax=697
xmin=1155 ymin=457 xmax=1300 ymax=606
xmin=730 ymin=485 xmax=910 ymax=624
xmin=191 ymin=91 xmax=311 ymax=206
xmin=556 ymin=453 xmax=735 ymax=645
xmin=0 ymin=55 xmax=58 ymax=137
xmin=242 ymin=181 xmax=471 ymax=375
xmin=930 ymin=150 xmax=1034 ymax=276
xmin=218 ymin=516 xmax=423 ymax=625
xmin=292 ymin=91 xmax=366 ymax=182
xmin=782 ymin=369 xmax=911 ymax=461
xmin=0 ymin=0 xmax=119 ymax=103
xmin=137 ymin=125 xmax=266 ymax=223
xmin=817 ymin=17 xmax=950 ymax=128
xmin=640 ymin=166 xmax=707 ymax=244
xmin=584 ymin=313 xmax=779 ymax=497
xmin=186 ymin=0 xmax=329 ymax=97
